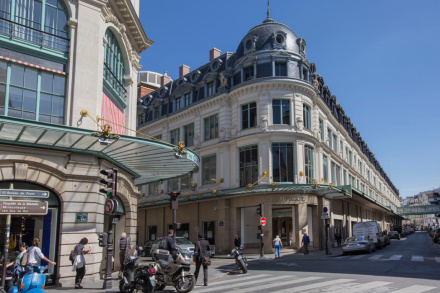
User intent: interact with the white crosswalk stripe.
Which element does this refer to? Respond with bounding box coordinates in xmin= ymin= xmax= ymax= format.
xmin=411 ymin=255 xmax=424 ymax=262
xmin=351 ymin=254 xmax=367 ymax=259
xmin=226 ymin=276 xmax=323 ymax=293
xmin=369 ymin=254 xmax=383 ymax=260
xmin=269 ymin=279 xmax=354 ymax=293
xmin=202 ymin=274 xmax=269 ymax=286
xmin=435 ymin=257 xmax=440 ymax=263
xmin=388 ymin=255 xmax=403 ymax=260
xmin=195 ymin=275 xmax=291 ymax=293
xmin=390 ymin=285 xmax=437 ymax=293
xmin=335 ymin=281 xmax=394 ymax=293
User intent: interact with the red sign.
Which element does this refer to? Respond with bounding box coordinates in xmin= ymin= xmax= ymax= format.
xmin=104 ymin=199 xmax=114 ymax=215
xmin=260 ymin=217 xmax=266 ymax=226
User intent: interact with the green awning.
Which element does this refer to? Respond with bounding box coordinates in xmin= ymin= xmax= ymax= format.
xmin=0 ymin=116 xmax=199 ymax=186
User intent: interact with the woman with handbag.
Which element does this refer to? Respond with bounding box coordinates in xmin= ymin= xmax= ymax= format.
xmin=194 ymin=234 xmax=211 ymax=286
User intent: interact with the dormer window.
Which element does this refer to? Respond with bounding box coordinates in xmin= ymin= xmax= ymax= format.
xmin=273 ymin=32 xmax=287 ymax=49
xmin=244 ymin=66 xmax=254 ymax=81
xmin=275 ymin=34 xmax=284 ymax=45
xmin=275 ymin=62 xmax=287 ymax=77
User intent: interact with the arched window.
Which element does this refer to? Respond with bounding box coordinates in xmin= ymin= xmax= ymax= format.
xmin=103 ymin=28 xmax=126 ymax=102
xmin=0 ymin=0 xmax=69 ymax=53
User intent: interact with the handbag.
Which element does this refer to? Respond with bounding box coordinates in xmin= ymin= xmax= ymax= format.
xmin=198 ymin=241 xmax=211 ymax=266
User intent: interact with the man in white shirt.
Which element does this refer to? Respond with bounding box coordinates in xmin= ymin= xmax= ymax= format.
xmin=25 ymin=238 xmax=56 ymax=274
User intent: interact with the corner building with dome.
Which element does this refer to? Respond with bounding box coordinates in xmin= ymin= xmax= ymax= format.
xmin=136 ymin=13 xmax=402 ymax=254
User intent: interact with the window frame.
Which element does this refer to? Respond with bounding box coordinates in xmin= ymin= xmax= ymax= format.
xmin=170 ymin=128 xmax=180 ymax=145
xmin=272 ymin=99 xmax=290 ymax=125
xmin=241 ymin=102 xmax=257 ymax=130
xmin=183 ymin=123 xmax=194 ymax=147
xmin=204 ymin=114 xmax=218 ymax=141
xmin=272 ymin=142 xmax=294 ymax=183
xmin=202 ymin=155 xmax=217 ymax=185
xmin=304 ymin=145 xmax=314 ymax=184
xmin=303 ymin=104 xmax=311 ymax=130
xmin=239 ymin=145 xmax=259 ymax=187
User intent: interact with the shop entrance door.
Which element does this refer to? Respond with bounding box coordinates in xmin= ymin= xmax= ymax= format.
xmin=272 ymin=217 xmax=293 ymax=247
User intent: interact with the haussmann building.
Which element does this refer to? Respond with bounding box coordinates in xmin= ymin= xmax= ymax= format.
xmin=136 ymin=12 xmax=402 ymax=255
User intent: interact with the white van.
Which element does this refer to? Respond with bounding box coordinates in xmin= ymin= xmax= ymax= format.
xmin=352 ymin=221 xmax=385 ymax=249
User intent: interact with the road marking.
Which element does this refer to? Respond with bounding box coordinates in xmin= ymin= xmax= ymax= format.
xmin=390 ymin=285 xmax=437 ymax=293
xmin=195 ymin=275 xmax=291 ymax=293
xmin=270 ymin=279 xmax=354 ymax=293
xmin=435 ymin=257 xmax=440 ymax=263
xmin=369 ymin=254 xmax=383 ymax=260
xmin=229 ymin=276 xmax=324 ymax=293
xmin=388 ymin=255 xmax=402 ymax=261
xmin=411 ymin=256 xmax=424 ymax=262
xmin=208 ymin=274 xmax=270 ymax=286
xmin=334 ymin=281 xmax=394 ymax=293
xmin=351 ymin=254 xmax=367 ymax=259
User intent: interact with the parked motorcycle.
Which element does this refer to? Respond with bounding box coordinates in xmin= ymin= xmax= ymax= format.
xmin=231 ymin=245 xmax=248 ymax=274
xmin=8 ymin=265 xmax=46 ymax=293
xmin=119 ymin=256 xmax=156 ymax=293
xmin=152 ymin=249 xmax=195 ymax=293
xmin=137 ymin=245 xmax=146 ymax=257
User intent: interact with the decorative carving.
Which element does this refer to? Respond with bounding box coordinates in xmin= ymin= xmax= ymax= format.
xmin=313 ymin=74 xmax=320 ymax=91
xmin=231 ymin=124 xmax=238 ymax=137
xmin=313 ymin=127 xmax=320 ymax=139
xmin=15 ymin=163 xmax=28 ymax=180
xmin=296 ymin=117 xmax=303 ymax=131
xmin=261 ymin=116 xmax=269 ymax=131
xmin=217 ymin=72 xmax=230 ymax=94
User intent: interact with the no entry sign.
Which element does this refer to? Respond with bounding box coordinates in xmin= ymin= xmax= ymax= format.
xmin=260 ymin=216 xmax=266 ymax=226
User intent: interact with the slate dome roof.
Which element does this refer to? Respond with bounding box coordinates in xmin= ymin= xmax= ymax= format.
xmin=235 ymin=16 xmax=300 ymax=61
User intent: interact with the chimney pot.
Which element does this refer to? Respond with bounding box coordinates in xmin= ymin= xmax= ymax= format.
xmin=209 ymin=48 xmax=221 ymax=61
xmin=179 ymin=65 xmax=190 ymax=78
xmin=160 ymin=71 xmax=171 ymax=86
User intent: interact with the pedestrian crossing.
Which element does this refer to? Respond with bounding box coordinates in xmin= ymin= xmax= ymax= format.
xmin=193 ymin=273 xmax=438 ymax=293
xmin=335 ymin=254 xmax=440 ymax=263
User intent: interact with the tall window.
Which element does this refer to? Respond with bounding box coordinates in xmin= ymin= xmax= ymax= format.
xmin=206 ymin=81 xmax=215 ymax=96
xmin=154 ymin=105 xmax=160 ymax=118
xmin=242 ymin=102 xmax=257 ymax=130
xmin=239 ymin=145 xmax=259 ymax=187
xmin=183 ymin=93 xmax=191 ymax=107
xmin=327 ymin=129 xmax=332 ymax=148
xmin=339 ymin=141 xmax=343 ymax=154
xmin=175 ymin=97 xmax=182 ymax=111
xmin=0 ymin=0 xmax=69 ymax=52
xmin=0 ymin=60 xmax=66 ymax=124
xmin=272 ymin=99 xmax=290 ymax=125
xmin=303 ymin=104 xmax=311 ymax=130
xmin=183 ymin=123 xmax=194 ymax=147
xmin=332 ymin=134 xmax=337 ymax=152
xmin=104 ymin=29 xmax=126 ymax=101
xmin=343 ymin=170 xmax=347 ymax=185
xmin=202 ymin=155 xmax=216 ymax=185
xmin=319 ymin=119 xmax=324 ymax=141
xmin=323 ymin=155 xmax=328 ymax=182
xmin=272 ymin=143 xmax=294 ymax=182
xmin=336 ymin=165 xmax=341 ymax=186
xmin=348 ymin=150 xmax=352 ymax=166
xmin=274 ymin=62 xmax=287 ymax=76
xmin=204 ymin=114 xmax=218 ymax=141
xmin=181 ymin=174 xmax=193 ymax=190
xmin=244 ymin=66 xmax=254 ymax=81
xmin=170 ymin=128 xmax=179 ymax=145
xmin=304 ymin=145 xmax=314 ymax=183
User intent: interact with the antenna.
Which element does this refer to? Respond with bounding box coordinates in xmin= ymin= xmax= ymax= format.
xmin=267 ymin=0 xmax=270 ymax=19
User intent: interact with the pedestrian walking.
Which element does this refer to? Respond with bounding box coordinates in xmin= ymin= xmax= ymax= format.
xmin=118 ymin=232 xmax=132 ymax=278
xmin=273 ymin=235 xmax=283 ymax=259
xmin=164 ymin=229 xmax=176 ymax=252
xmin=335 ymin=232 xmax=342 ymax=247
xmin=72 ymin=237 xmax=92 ymax=289
xmin=234 ymin=235 xmax=241 ymax=248
xmin=301 ymin=232 xmax=310 ymax=255
xmin=194 ymin=234 xmax=211 ymax=286
xmin=25 ymin=238 xmax=56 ymax=274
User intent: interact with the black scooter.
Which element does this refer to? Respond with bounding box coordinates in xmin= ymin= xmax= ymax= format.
xmin=231 ymin=245 xmax=248 ymax=274
xmin=119 ymin=255 xmax=156 ymax=293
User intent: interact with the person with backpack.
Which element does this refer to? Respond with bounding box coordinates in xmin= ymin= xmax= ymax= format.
xmin=25 ymin=238 xmax=56 ymax=274
xmin=71 ymin=237 xmax=92 ymax=289
xmin=118 ymin=232 xmax=132 ymax=278
xmin=6 ymin=242 xmax=27 ymax=287
xmin=194 ymin=234 xmax=211 ymax=286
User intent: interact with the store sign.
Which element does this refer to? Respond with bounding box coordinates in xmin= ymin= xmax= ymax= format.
xmin=272 ymin=196 xmax=305 ymax=203
xmin=76 ymin=213 xmax=88 ymax=223
xmin=0 ymin=200 xmax=48 ymax=215
xmin=0 ymin=189 xmax=49 ymax=198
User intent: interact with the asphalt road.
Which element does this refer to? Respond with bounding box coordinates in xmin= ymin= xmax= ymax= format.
xmin=197 ymin=231 xmax=440 ymax=293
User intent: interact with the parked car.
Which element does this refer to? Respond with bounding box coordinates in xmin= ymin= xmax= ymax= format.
xmin=150 ymin=237 xmax=195 ymax=260
xmin=388 ymin=231 xmax=401 ymax=240
xmin=353 ymin=221 xmax=385 ymax=249
xmin=342 ymin=236 xmax=375 ymax=255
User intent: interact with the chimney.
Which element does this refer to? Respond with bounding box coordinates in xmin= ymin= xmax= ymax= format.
xmin=160 ymin=71 xmax=171 ymax=86
xmin=209 ymin=48 xmax=221 ymax=61
xmin=179 ymin=65 xmax=190 ymax=78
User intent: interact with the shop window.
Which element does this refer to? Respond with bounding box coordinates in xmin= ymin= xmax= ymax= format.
xmin=303 ymin=104 xmax=311 ymax=130
xmin=202 ymin=155 xmax=216 ymax=185
xmin=272 ymin=143 xmax=294 ymax=183
xmin=203 ymin=221 xmax=215 ymax=245
xmin=272 ymin=99 xmax=290 ymax=125
xmin=204 ymin=114 xmax=218 ymax=141
xmin=170 ymin=128 xmax=180 ymax=145
xmin=183 ymin=123 xmax=194 ymax=147
xmin=148 ymin=226 xmax=157 ymax=241
xmin=241 ymin=102 xmax=257 ymax=130
xmin=304 ymin=145 xmax=314 ymax=183
xmin=0 ymin=60 xmax=66 ymax=123
xmin=275 ymin=62 xmax=287 ymax=76
xmin=239 ymin=145 xmax=258 ymax=187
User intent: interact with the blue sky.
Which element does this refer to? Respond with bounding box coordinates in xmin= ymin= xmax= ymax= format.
xmin=138 ymin=0 xmax=440 ymax=199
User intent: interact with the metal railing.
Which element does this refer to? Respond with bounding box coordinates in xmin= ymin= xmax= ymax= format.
xmin=104 ymin=63 xmax=127 ymax=100
xmin=0 ymin=16 xmax=69 ymax=53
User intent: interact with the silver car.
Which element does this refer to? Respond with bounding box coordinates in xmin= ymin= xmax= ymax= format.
xmin=150 ymin=237 xmax=195 ymax=260
xmin=342 ymin=236 xmax=375 ymax=255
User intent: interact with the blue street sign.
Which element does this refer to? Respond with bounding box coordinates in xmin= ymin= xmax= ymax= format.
xmin=0 ymin=189 xmax=49 ymax=198
xmin=323 ymin=206 xmax=328 ymax=213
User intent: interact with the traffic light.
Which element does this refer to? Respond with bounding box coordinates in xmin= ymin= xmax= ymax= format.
xmin=99 ymin=168 xmax=117 ymax=197
xmin=169 ymin=192 xmax=180 ymax=210
xmin=256 ymin=203 xmax=264 ymax=216
xmin=98 ymin=232 xmax=108 ymax=247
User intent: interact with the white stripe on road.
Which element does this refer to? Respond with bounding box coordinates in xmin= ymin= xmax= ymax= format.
xmin=208 ymin=274 xmax=270 ymax=286
xmin=390 ymin=285 xmax=436 ymax=293
xmin=335 ymin=281 xmax=393 ymax=293
xmin=195 ymin=275 xmax=291 ymax=293
xmin=230 ymin=276 xmax=324 ymax=293
xmin=269 ymin=279 xmax=354 ymax=293
xmin=435 ymin=257 xmax=440 ymax=263
xmin=369 ymin=254 xmax=383 ymax=260
xmin=411 ymin=256 xmax=424 ymax=262
xmin=388 ymin=255 xmax=402 ymax=261
xmin=351 ymin=254 xmax=367 ymax=259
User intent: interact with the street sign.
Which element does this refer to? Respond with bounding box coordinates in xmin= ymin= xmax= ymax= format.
xmin=0 ymin=189 xmax=49 ymax=198
xmin=323 ymin=207 xmax=328 ymax=213
xmin=76 ymin=213 xmax=88 ymax=223
xmin=104 ymin=199 xmax=118 ymax=215
xmin=0 ymin=200 xmax=48 ymax=215
xmin=260 ymin=216 xmax=266 ymax=226
xmin=321 ymin=212 xmax=329 ymax=220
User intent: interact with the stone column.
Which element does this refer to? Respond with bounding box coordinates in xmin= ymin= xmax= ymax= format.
xmin=295 ymin=202 xmax=308 ymax=249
